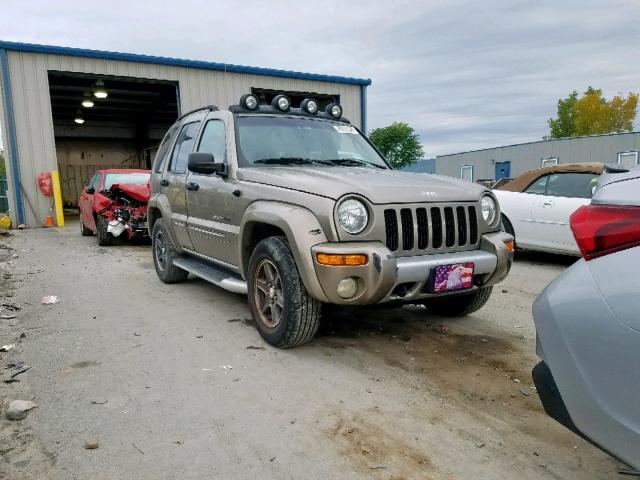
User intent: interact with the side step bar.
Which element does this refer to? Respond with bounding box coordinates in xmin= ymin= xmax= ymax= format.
xmin=173 ymin=255 xmax=247 ymax=294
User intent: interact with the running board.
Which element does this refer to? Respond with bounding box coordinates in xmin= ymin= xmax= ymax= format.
xmin=173 ymin=255 xmax=247 ymax=294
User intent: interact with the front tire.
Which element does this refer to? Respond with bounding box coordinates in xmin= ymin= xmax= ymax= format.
xmin=80 ymin=216 xmax=93 ymax=236
xmin=424 ymin=286 xmax=493 ymax=317
xmin=152 ymin=218 xmax=188 ymax=283
xmin=96 ymin=215 xmax=113 ymax=246
xmin=247 ymin=236 xmax=321 ymax=348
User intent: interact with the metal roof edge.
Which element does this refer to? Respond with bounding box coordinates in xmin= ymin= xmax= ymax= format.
xmin=437 ymin=130 xmax=640 ymax=158
xmin=0 ymin=40 xmax=372 ymax=86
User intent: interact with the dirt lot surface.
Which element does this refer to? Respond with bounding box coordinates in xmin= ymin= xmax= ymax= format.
xmin=0 ymin=223 xmax=624 ymax=479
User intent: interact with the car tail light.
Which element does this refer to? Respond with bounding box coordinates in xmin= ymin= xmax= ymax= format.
xmin=570 ymin=204 xmax=640 ymax=260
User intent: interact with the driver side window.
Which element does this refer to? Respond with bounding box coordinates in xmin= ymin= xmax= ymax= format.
xmin=89 ymin=173 xmax=100 ymax=191
xmin=197 ymin=120 xmax=226 ymax=163
xmin=524 ymin=175 xmax=548 ymax=195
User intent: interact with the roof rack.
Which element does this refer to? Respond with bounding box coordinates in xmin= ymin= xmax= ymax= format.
xmin=178 ymin=104 xmax=219 ymax=121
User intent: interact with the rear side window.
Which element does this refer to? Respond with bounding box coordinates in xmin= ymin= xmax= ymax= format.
xmin=169 ymin=121 xmax=201 ymax=174
xmin=546 ymin=173 xmax=599 ymax=198
xmin=153 ymin=124 xmax=179 ymax=173
xmin=197 ymin=120 xmax=226 ymax=163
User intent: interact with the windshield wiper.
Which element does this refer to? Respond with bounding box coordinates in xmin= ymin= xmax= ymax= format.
xmin=254 ymin=157 xmax=333 ymax=166
xmin=326 ymin=158 xmax=386 ymax=169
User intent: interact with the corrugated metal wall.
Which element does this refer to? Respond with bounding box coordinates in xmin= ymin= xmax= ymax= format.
xmin=436 ymin=132 xmax=640 ymax=180
xmin=2 ymin=50 xmax=362 ymax=226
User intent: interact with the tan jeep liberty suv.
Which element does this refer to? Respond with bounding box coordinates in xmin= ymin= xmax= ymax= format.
xmin=148 ymin=93 xmax=514 ymax=348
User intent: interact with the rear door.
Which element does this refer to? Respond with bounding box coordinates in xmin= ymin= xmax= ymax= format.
xmin=529 ymin=172 xmax=599 ymax=252
xmin=160 ymin=118 xmax=203 ymax=249
xmin=185 ymin=114 xmax=238 ymax=267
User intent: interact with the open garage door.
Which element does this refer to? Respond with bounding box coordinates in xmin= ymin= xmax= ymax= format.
xmin=48 ymin=72 xmax=179 ymax=208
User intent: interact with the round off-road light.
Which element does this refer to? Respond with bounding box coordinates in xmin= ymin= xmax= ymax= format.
xmin=301 ymin=98 xmax=318 ymax=115
xmin=272 ymin=95 xmax=291 ymax=112
xmin=326 ymin=103 xmax=342 ymax=119
xmin=240 ymin=93 xmax=259 ymax=110
xmin=481 ymin=194 xmax=498 ymax=226
xmin=337 ymin=277 xmax=358 ymax=299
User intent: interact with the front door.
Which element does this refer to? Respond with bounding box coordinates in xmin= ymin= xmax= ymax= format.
xmin=185 ymin=117 xmax=238 ymax=267
xmin=529 ymin=172 xmax=598 ymax=252
xmin=495 ymin=161 xmax=510 ymax=180
xmin=80 ymin=172 xmax=100 ymax=230
xmin=161 ymin=120 xmax=202 ymax=250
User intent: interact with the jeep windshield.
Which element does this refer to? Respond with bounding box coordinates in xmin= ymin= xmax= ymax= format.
xmin=236 ymin=116 xmax=389 ymax=169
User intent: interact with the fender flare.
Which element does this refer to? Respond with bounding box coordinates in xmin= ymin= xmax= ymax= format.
xmin=239 ymin=201 xmax=330 ymax=302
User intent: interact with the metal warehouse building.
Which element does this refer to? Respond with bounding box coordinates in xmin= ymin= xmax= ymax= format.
xmin=0 ymin=41 xmax=370 ymax=227
xmin=436 ymin=131 xmax=640 ymax=182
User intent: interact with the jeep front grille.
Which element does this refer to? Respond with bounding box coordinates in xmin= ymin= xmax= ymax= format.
xmin=383 ymin=205 xmax=480 ymax=254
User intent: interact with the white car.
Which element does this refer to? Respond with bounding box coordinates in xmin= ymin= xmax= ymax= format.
xmin=494 ymin=163 xmax=603 ymax=255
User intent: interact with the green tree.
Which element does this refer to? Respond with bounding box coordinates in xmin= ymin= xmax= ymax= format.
xmin=548 ymin=90 xmax=578 ymax=139
xmin=548 ymin=87 xmax=638 ymax=138
xmin=369 ymin=122 xmax=424 ymax=169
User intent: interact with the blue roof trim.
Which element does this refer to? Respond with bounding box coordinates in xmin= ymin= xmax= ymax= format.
xmin=0 ymin=40 xmax=372 ymax=86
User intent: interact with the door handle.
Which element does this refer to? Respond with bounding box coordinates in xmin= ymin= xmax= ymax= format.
xmin=542 ymin=201 xmax=554 ymax=207
xmin=186 ymin=182 xmax=199 ymax=191
xmin=160 ymin=179 xmax=169 ymax=187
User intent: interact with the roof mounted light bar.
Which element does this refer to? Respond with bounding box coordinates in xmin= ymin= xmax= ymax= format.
xmin=232 ymin=93 xmax=347 ymax=122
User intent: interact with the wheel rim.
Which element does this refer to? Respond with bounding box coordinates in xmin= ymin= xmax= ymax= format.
xmin=253 ymin=259 xmax=284 ymax=329
xmin=155 ymin=230 xmax=168 ymax=272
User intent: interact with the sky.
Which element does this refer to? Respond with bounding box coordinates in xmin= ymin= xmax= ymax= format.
xmin=1 ymin=0 xmax=639 ymax=157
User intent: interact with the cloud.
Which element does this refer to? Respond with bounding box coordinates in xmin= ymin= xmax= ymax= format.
xmin=1 ymin=0 xmax=639 ymax=157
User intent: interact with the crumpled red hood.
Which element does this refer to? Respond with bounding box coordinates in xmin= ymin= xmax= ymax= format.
xmin=109 ymin=183 xmax=150 ymax=203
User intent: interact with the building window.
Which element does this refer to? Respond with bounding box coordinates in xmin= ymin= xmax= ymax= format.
xmin=460 ymin=165 xmax=473 ymax=182
xmin=618 ymin=151 xmax=638 ymax=168
xmin=541 ymin=158 xmax=558 ymax=168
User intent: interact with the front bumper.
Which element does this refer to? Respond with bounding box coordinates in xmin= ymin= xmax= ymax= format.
xmin=311 ymin=231 xmax=513 ymax=305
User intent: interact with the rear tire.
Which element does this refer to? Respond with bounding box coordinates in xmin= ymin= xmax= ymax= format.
xmin=96 ymin=215 xmax=113 ymax=246
xmin=247 ymin=236 xmax=321 ymax=348
xmin=424 ymin=286 xmax=493 ymax=317
xmin=152 ymin=218 xmax=188 ymax=283
xmin=80 ymin=216 xmax=93 ymax=236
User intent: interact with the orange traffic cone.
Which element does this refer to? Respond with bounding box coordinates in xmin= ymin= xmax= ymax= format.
xmin=44 ymin=215 xmax=54 ymax=227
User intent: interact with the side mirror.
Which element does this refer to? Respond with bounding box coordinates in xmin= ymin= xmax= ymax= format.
xmin=86 ymin=186 xmax=95 ymax=194
xmin=188 ymin=152 xmax=227 ymax=176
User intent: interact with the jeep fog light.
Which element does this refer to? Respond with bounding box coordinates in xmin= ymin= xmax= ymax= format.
xmin=326 ymin=103 xmax=342 ymax=119
xmin=337 ymin=277 xmax=358 ymax=299
xmin=301 ymin=98 xmax=318 ymax=115
xmin=240 ymin=93 xmax=259 ymax=110
xmin=272 ymin=95 xmax=291 ymax=112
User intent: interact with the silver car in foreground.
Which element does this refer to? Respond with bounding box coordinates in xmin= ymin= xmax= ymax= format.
xmin=533 ymin=166 xmax=640 ymax=471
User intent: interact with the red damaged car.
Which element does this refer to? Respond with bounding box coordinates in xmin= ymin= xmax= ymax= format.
xmin=78 ymin=169 xmax=151 ymax=246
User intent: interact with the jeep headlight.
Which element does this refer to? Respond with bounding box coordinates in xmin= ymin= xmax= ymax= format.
xmin=481 ymin=195 xmax=498 ymax=226
xmin=337 ymin=199 xmax=368 ymax=234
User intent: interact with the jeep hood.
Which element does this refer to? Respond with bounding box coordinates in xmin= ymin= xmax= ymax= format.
xmin=237 ymin=167 xmax=485 ymax=203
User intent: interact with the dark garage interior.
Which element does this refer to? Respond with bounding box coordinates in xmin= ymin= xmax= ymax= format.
xmin=48 ymin=72 xmax=179 ymax=208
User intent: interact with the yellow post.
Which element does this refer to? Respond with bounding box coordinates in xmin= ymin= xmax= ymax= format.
xmin=50 ymin=170 xmax=65 ymax=227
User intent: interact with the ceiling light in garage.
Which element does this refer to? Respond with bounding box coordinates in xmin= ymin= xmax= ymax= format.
xmin=81 ymin=94 xmax=94 ymax=108
xmin=93 ymin=80 xmax=108 ymax=99
xmin=74 ymin=111 xmax=85 ymax=124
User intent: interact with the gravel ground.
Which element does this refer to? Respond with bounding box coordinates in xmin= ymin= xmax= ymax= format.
xmin=0 ymin=223 xmax=623 ymax=479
